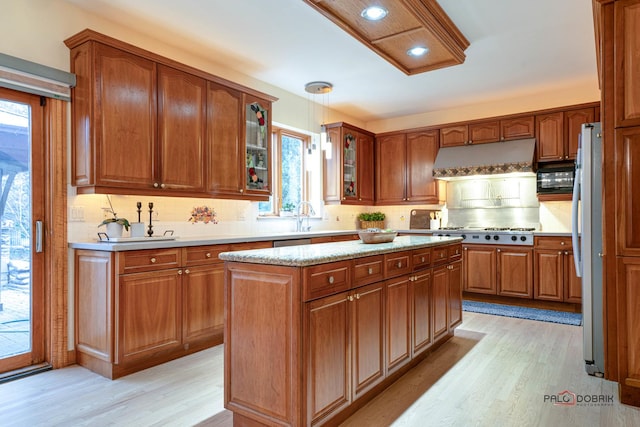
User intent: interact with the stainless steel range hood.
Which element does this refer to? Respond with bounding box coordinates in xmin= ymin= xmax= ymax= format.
xmin=433 ymin=138 xmax=536 ymax=180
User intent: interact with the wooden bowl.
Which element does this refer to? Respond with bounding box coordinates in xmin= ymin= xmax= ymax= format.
xmin=358 ymin=229 xmax=398 ymax=244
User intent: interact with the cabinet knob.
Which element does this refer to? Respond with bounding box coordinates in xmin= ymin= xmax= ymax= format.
xmin=150 ymin=257 xmax=157 ymax=263
xmin=407 ymin=198 xmax=410 ymax=201
xmin=469 ymin=140 xmax=473 ymax=144
xmin=497 ymin=249 xmax=501 ymax=253
xmin=356 ymin=293 xmax=361 ymax=299
xmin=558 ymin=251 xmax=562 ymax=255
xmin=368 ymin=267 xmax=373 ymax=275
xmin=564 ymin=251 xmax=568 ymax=255
xmin=464 ymin=247 xmax=468 ymax=251
xmin=347 ymin=295 xmax=354 ymax=302
xmin=560 ymin=241 xmax=565 ymax=246
xmin=206 ymin=252 xmax=211 ymax=258
xmin=153 ymin=182 xmax=159 ymax=188
xmin=440 ymin=253 xmax=445 ymax=258
xmin=328 ymin=276 xmax=334 ymax=284
xmin=397 ymin=261 xmax=402 ymax=268
xmin=421 ymin=256 xmax=425 ymax=263
xmin=177 ymin=269 xmax=182 ymax=275
xmin=239 ymin=189 xmax=243 ymax=193
xmin=185 ymin=269 xmax=190 ymax=274
xmin=160 ymin=183 xmax=166 ymax=189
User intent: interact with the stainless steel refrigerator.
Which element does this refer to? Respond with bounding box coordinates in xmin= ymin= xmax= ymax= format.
xmin=572 ymin=122 xmax=605 ymax=377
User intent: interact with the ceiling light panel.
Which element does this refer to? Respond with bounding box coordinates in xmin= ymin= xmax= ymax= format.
xmin=303 ymin=0 xmax=469 ymax=75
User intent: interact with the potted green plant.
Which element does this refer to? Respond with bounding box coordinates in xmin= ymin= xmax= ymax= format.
xmin=358 ymin=211 xmax=386 ymax=229
xmin=98 ymin=196 xmax=130 ymax=238
xmin=280 ymin=202 xmax=296 ymax=216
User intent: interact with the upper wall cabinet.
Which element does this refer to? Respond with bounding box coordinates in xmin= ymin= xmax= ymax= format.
xmin=376 ymin=130 xmax=441 ymax=205
xmin=65 ymin=29 xmax=276 ymax=200
xmin=536 ymin=106 xmax=598 ymax=163
xmin=323 ymin=123 xmax=374 ymax=205
xmin=440 ymin=116 xmax=534 ymax=147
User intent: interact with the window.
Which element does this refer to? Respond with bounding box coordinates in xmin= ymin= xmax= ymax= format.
xmin=259 ymin=127 xmax=318 ymax=216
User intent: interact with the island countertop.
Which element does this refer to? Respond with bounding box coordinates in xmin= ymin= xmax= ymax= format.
xmin=218 ymin=235 xmax=462 ymax=267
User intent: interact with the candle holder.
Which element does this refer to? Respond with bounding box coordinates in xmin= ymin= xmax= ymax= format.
xmin=147 ymin=202 xmax=154 ymax=237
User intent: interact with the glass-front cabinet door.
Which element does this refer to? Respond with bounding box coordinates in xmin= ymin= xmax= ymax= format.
xmin=343 ymin=132 xmax=358 ymax=200
xmin=244 ymin=96 xmax=270 ymax=198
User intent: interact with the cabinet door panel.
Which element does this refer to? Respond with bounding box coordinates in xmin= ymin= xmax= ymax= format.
xmin=356 ymin=132 xmax=375 ymax=204
xmin=448 ymin=261 xmax=462 ymax=329
xmin=118 ymin=269 xmax=182 ymax=364
xmin=323 ymin=127 xmax=343 ymax=202
xmin=565 ymin=108 xmax=595 ymax=160
xmin=376 ymin=134 xmax=406 ymax=203
xmin=534 ymin=250 xmax=563 ymax=301
xmin=432 ymin=266 xmax=449 ymax=340
xmin=306 ymin=293 xmax=350 ymax=424
xmin=536 ymin=112 xmax=565 ymax=162
xmin=620 ymin=258 xmax=640 ymax=390
xmin=497 ymin=248 xmax=533 ymax=298
xmin=617 ymin=127 xmax=640 ymax=255
xmin=406 ymin=130 xmax=439 ymax=203
xmin=351 ymin=283 xmax=385 ymax=400
xmin=501 ymin=116 xmax=535 ymax=140
xmin=206 ymin=82 xmax=243 ymax=195
xmin=462 ymin=246 xmax=497 ymax=294
xmin=564 ymin=251 xmax=582 ymax=303
xmin=157 ymin=65 xmax=206 ymax=191
xmin=183 ymin=264 xmax=224 ymax=343
xmin=440 ymin=125 xmax=468 ymax=147
xmin=412 ymin=270 xmax=432 ymax=356
xmin=615 ymin=1 xmax=640 ymax=127
xmin=95 ymin=43 xmax=156 ymax=188
xmin=469 ymin=120 xmax=500 ymax=144
xmin=386 ymin=277 xmax=411 ymax=374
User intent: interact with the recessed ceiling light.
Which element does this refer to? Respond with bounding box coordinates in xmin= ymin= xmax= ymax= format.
xmin=361 ymin=6 xmax=388 ymax=21
xmin=407 ymin=46 xmax=429 ymax=57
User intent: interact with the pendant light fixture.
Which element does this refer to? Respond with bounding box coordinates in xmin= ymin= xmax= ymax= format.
xmin=305 ymin=81 xmax=333 ymax=159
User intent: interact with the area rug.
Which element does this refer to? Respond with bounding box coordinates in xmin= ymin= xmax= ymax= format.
xmin=462 ymin=300 xmax=582 ymax=326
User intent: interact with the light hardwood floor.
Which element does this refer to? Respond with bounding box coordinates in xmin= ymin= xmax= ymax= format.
xmin=1 ymin=312 xmax=639 ymax=427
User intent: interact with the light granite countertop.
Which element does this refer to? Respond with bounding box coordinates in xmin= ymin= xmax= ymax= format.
xmin=218 ymin=235 xmax=462 ymax=267
xmin=68 ymin=229 xmax=360 ymax=252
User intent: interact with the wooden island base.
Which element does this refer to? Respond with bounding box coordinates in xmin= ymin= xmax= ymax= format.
xmin=221 ymin=236 xmax=463 ymax=426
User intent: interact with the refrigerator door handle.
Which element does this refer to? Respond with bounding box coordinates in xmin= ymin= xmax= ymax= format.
xmin=572 ymin=147 xmax=582 ymax=277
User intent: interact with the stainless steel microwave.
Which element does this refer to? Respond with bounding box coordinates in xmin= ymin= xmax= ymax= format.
xmin=536 ymin=165 xmax=575 ymax=194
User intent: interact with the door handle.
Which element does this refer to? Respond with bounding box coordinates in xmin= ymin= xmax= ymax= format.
xmin=35 ymin=220 xmax=43 ymax=253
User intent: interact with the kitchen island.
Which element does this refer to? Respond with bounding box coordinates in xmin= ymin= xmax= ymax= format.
xmin=219 ymin=235 xmax=462 ymax=426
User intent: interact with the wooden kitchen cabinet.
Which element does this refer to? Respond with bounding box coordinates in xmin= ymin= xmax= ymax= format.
xmin=73 ymin=241 xmax=272 ymax=379
xmin=533 ymin=236 xmax=580 ymax=302
xmin=596 ymin=0 xmax=640 ymax=405
xmin=448 ymin=260 xmax=463 ymax=329
xmin=117 ymin=268 xmax=182 ymax=365
xmin=440 ymin=116 xmax=534 ymax=147
xmin=463 ymin=245 xmax=497 ymax=294
xmin=206 ymin=82 xmax=243 ymax=197
xmin=463 ymin=245 xmax=533 ymax=298
xmin=432 ymin=264 xmax=450 ymax=340
xmin=565 ymin=107 xmax=596 ymax=161
xmin=323 ymin=123 xmax=375 ymax=204
xmin=65 ymin=29 xmax=276 ymax=199
xmin=497 ymin=247 xmax=533 ymax=298
xmin=376 ymin=129 xmax=441 ymax=204
xmin=157 ymin=64 xmax=207 ymax=192
xmin=536 ymin=111 xmax=565 ymax=162
xmin=225 ymin=239 xmax=461 ymax=426
xmin=243 ymin=95 xmax=272 ymax=199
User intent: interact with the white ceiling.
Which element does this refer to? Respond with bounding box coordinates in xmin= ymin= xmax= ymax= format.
xmin=63 ymin=0 xmax=599 ymax=123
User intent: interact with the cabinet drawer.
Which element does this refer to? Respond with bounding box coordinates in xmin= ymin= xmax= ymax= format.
xmin=448 ymin=244 xmax=463 ymax=261
xmin=432 ymin=246 xmax=449 ymax=265
xmin=412 ymin=248 xmax=432 ymax=271
xmin=184 ymin=245 xmax=230 ymax=266
xmin=385 ymin=251 xmax=412 ymax=278
xmin=303 ymin=260 xmax=351 ymax=301
xmin=354 ymin=255 xmax=384 ymax=286
xmin=534 ymin=236 xmax=572 ymax=249
xmin=231 ymin=241 xmax=272 ymax=251
xmin=118 ymin=249 xmax=181 ymax=274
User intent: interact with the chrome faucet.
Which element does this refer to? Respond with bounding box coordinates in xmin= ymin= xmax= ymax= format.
xmin=296 ymin=201 xmax=316 ymax=232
